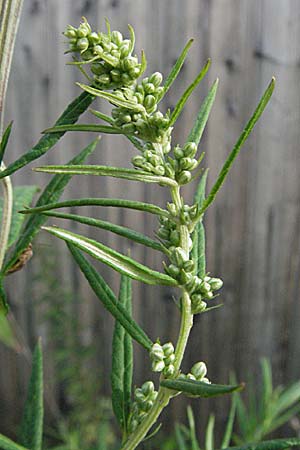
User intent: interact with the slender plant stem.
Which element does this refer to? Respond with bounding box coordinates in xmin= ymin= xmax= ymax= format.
xmin=121 ymin=182 xmax=194 ymax=450
xmin=0 ymin=162 xmax=13 ymax=269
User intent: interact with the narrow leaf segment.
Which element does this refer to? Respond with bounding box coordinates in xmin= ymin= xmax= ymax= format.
xmin=160 ymin=379 xmax=244 ymax=398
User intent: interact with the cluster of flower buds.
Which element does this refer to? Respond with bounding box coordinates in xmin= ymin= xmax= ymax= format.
xmin=189 ymin=275 xmax=223 ymax=313
xmin=179 ymin=361 xmax=210 ymax=384
xmin=172 ymin=142 xmax=200 ymax=185
xmin=128 ymin=381 xmax=158 ymax=432
xmin=63 ymin=18 xmax=144 ymax=88
xmin=111 ymin=73 xmax=172 ymax=143
xmin=150 ymin=342 xmax=176 ymax=376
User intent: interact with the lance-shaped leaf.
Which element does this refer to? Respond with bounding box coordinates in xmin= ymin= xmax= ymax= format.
xmin=43 ymin=226 xmax=177 ymax=286
xmin=0 ymin=312 xmax=18 ymax=350
xmin=0 ymin=122 xmax=13 ymax=164
xmin=0 ymin=186 xmax=38 ymax=250
xmin=67 ymin=243 xmax=152 ymax=350
xmin=0 ymin=91 xmax=94 ymax=180
xmin=0 ymin=434 xmax=28 ymax=450
xmin=168 ymin=59 xmax=211 ymax=127
xmin=187 ymin=79 xmax=219 ymax=146
xmin=20 ymin=198 xmax=169 ymax=219
xmin=200 ymin=78 xmax=275 ymax=215
xmin=39 ymin=211 xmax=164 ymax=252
xmin=222 ymin=438 xmax=300 ymax=450
xmin=161 ymin=379 xmax=244 ymax=398
xmin=19 ymin=339 xmax=43 ymax=450
xmin=158 ymin=39 xmax=194 ymax=101
xmin=42 ymin=124 xmax=125 ymax=135
xmin=0 ymin=278 xmax=8 ymax=314
xmin=111 ymin=275 xmax=133 ymax=433
xmin=205 ymin=414 xmax=215 ymax=450
xmin=192 ymin=170 xmax=208 ymax=277
xmin=34 ymin=165 xmax=178 ymax=187
xmin=221 ymin=396 xmax=237 ymax=449
xmin=77 ymin=83 xmax=146 ymax=112
xmin=3 ymin=139 xmax=99 ymax=275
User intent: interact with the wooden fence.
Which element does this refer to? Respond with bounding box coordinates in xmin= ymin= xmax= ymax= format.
xmin=1 ymin=0 xmax=300 ymax=442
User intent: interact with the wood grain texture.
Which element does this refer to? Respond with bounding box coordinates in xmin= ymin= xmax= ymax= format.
xmin=1 ymin=0 xmax=300 ymax=440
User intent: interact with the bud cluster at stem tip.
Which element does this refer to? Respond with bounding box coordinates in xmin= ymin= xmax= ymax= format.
xmin=63 ymin=17 xmax=144 ymax=89
xmin=150 ymin=342 xmax=176 ymax=376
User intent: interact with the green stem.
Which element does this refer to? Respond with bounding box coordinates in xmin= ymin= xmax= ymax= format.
xmin=121 ymin=184 xmax=193 ymax=450
xmin=0 ymin=162 xmax=13 ymax=270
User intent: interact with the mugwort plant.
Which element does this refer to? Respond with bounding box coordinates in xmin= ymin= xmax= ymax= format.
xmin=2 ymin=7 xmax=300 ymax=450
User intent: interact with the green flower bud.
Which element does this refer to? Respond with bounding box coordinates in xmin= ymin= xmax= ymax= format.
xmin=148 ymin=154 xmax=161 ymax=166
xmin=134 ymin=388 xmax=145 ymax=403
xmin=186 ymin=276 xmax=202 ymax=292
xmin=141 ymin=381 xmax=155 ymax=396
xmin=191 ymin=300 xmax=207 ymax=314
xmin=166 ymin=264 xmax=180 ymax=278
xmin=162 ymin=342 xmax=174 ymax=357
xmin=205 ymin=291 xmax=214 ymax=300
xmin=183 ymin=260 xmax=195 ymax=273
xmin=110 ymin=69 xmax=121 ymax=82
xmin=142 ymin=400 xmax=153 ymax=412
xmin=149 ymin=72 xmax=163 ymax=87
xmin=112 ymin=30 xmax=123 ymax=45
xmin=202 ymin=377 xmax=211 ymax=384
xmin=186 ymin=373 xmax=196 ymax=380
xmin=144 ymin=95 xmax=157 ymax=111
xmin=170 ymin=230 xmax=180 ymax=245
xmin=134 ymin=92 xmax=144 ymax=104
xmin=120 ymin=42 xmax=131 ymax=57
xmin=103 ymin=52 xmax=119 ymax=66
xmin=209 ymin=278 xmax=223 ymax=290
xmin=77 ymin=20 xmax=91 ymax=38
xmin=132 ymin=155 xmax=145 ymax=167
xmin=89 ymin=31 xmax=100 ymax=45
xmin=130 ymin=66 xmax=141 ymax=79
xmin=152 ymin=360 xmax=165 ymax=372
xmin=122 ymin=123 xmax=136 ymax=133
xmin=166 ymin=202 xmax=177 ymax=216
xmin=183 ymin=142 xmax=197 ymax=158
xmin=150 ymin=391 xmax=158 ymax=401
xmin=177 ymin=170 xmax=192 ymax=185
xmin=164 ymin=163 xmax=175 ymax=178
xmin=123 ymin=56 xmax=138 ymax=71
xmin=111 ymin=49 xmax=121 ymax=59
xmin=91 ymin=62 xmax=106 ymax=76
xmin=190 ymin=361 xmax=207 ymax=380
xmin=179 ymin=270 xmax=193 ymax=285
xmin=77 ymin=37 xmax=89 ymax=52
xmin=174 ymin=146 xmax=184 ymax=160
xmin=64 ymin=25 xmax=77 ymax=39
xmin=200 ymin=281 xmax=211 ymax=294
xmin=164 ymin=364 xmax=175 ymax=377
xmin=129 ymin=418 xmax=139 ymax=432
xmin=144 ymin=83 xmax=156 ymax=94
xmin=165 ymin=353 xmax=175 ymax=365
xmin=93 ymin=44 xmax=104 ymax=56
xmin=96 ymin=74 xmax=111 ymax=85
xmin=157 ymin=227 xmax=170 ymax=240
xmin=150 ymin=343 xmax=164 ymax=361
xmin=172 ymin=247 xmax=188 ymax=267
xmin=153 ymin=165 xmax=165 ymax=176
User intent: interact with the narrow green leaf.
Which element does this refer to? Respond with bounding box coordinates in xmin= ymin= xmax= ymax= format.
xmin=111 ymin=275 xmax=133 ymax=432
xmin=0 ymin=312 xmax=18 ymax=350
xmin=19 ymin=339 xmax=43 ymax=450
xmin=123 ymin=277 xmax=133 ymax=428
xmin=268 ymin=401 xmax=300 ymax=434
xmin=205 ymin=414 xmax=215 ymax=450
xmin=159 ymin=39 xmax=194 ymax=101
xmin=187 ymin=407 xmax=200 ymax=450
xmin=161 ymin=379 xmax=244 ymax=398
xmin=3 ymin=139 xmax=99 ymax=274
xmin=200 ymin=78 xmax=275 ymax=215
xmin=142 ymin=424 xmax=162 ymax=443
xmin=0 ymin=278 xmax=8 ymax=314
xmin=97 ymin=423 xmax=109 ymax=450
xmin=169 ymin=59 xmax=211 ymax=127
xmin=222 ymin=438 xmax=300 ymax=450
xmin=0 ymin=434 xmax=28 ymax=450
xmin=0 ymin=91 xmax=94 ymax=179
xmin=128 ymin=24 xmax=135 ymax=53
xmin=39 ymin=210 xmax=164 ymax=252
xmin=34 ymin=164 xmax=178 ymax=187
xmin=192 ymin=170 xmax=208 ymax=278
xmin=221 ymin=396 xmax=237 ymax=448
xmin=67 ymin=243 xmax=152 ymax=350
xmin=42 ymin=124 xmax=124 ymax=135
xmin=20 ymin=198 xmax=169 ymax=219
xmin=187 ymin=79 xmax=218 ymax=146
xmin=175 ymin=424 xmax=188 ymax=450
xmin=260 ymin=358 xmax=272 ymax=420
xmin=89 ymin=109 xmax=115 ymax=124
xmin=43 ymin=226 xmax=177 ymax=286
xmin=0 ymin=186 xmax=39 ymax=250
xmin=77 ymin=83 xmax=145 ymax=112
xmin=273 ymin=380 xmax=300 ymax=416
xmin=0 ymin=121 xmax=13 ymax=164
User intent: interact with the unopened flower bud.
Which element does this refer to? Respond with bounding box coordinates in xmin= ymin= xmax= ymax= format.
xmin=112 ymin=30 xmax=123 ymax=45
xmin=177 ymin=170 xmax=192 ymax=185
xmin=164 ymin=364 xmax=175 ymax=377
xmin=149 ymin=72 xmax=163 ymax=87
xmin=173 ymin=247 xmax=188 ymax=267
xmin=162 ymin=342 xmax=174 ymax=357
xmin=200 ymin=281 xmax=211 ymax=294
xmin=209 ymin=278 xmax=223 ymax=291
xmin=144 ymin=82 xmax=156 ymax=94
xmin=183 ymin=142 xmax=197 ymax=158
xmin=152 ymin=360 xmax=165 ymax=372
xmin=183 ymin=260 xmax=195 ymax=273
xmin=174 ymin=146 xmax=184 ymax=160
xmin=190 ymin=361 xmax=207 ymax=380
xmin=141 ymin=381 xmax=155 ymax=396
xmin=77 ymin=37 xmax=89 ymax=52
xmin=144 ymin=95 xmax=156 ymax=111
xmin=97 ymin=73 xmax=111 ymax=85
xmin=150 ymin=343 xmax=164 ymax=361
xmin=165 ymin=354 xmax=175 ymax=365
